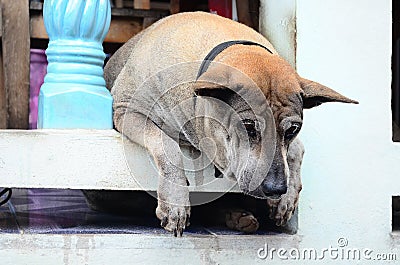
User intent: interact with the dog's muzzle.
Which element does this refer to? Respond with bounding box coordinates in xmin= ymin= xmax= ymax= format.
xmin=261 ymin=179 xmax=287 ymax=198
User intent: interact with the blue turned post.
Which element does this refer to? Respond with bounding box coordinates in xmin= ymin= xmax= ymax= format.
xmin=38 ymin=0 xmax=113 ymax=129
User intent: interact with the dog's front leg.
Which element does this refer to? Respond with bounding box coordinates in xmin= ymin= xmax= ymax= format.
xmin=118 ymin=112 xmax=190 ymax=236
xmin=267 ymin=138 xmax=304 ymax=226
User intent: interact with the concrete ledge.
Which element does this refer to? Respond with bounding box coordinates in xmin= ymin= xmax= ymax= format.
xmin=0 ymin=129 xmax=239 ymax=192
xmin=391 ymin=232 xmax=400 ymax=244
xmin=0 ymin=233 xmax=300 ymax=264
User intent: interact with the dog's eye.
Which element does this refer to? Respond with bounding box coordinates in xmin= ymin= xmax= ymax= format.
xmin=284 ymin=123 xmax=301 ymax=141
xmin=242 ymin=119 xmax=257 ymax=138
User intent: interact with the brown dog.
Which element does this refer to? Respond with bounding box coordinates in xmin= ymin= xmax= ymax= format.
xmin=103 ymin=12 xmax=357 ymax=236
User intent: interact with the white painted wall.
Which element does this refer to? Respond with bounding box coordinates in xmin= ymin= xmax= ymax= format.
xmin=282 ymin=0 xmax=399 ymax=263
xmin=261 ymin=0 xmax=399 ymax=263
xmin=260 ymin=0 xmax=296 ymax=67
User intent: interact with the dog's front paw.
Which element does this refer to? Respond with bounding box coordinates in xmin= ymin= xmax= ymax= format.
xmin=225 ymin=210 xmax=259 ymax=233
xmin=156 ymin=201 xmax=190 ymax=237
xmin=266 ymin=191 xmax=298 ymax=226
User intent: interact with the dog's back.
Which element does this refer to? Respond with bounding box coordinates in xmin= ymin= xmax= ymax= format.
xmin=105 ymin=12 xmax=276 ymax=92
xmin=105 ymin=12 xmax=278 ymax=131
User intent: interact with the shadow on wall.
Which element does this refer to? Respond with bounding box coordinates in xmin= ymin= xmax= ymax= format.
xmin=392 ymin=0 xmax=400 ymax=141
xmin=393 ymin=196 xmax=400 ymax=231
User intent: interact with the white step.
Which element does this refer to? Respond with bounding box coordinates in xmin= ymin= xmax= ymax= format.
xmin=0 ymin=129 xmax=239 ymax=193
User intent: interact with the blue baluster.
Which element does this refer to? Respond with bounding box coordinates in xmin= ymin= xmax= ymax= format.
xmin=38 ymin=0 xmax=113 ymax=129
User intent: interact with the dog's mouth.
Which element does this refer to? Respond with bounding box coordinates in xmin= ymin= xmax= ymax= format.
xmin=242 ymin=183 xmax=286 ymax=200
xmin=265 ymin=194 xmax=282 ymax=200
xmin=239 ymin=184 xmax=282 ymax=200
xmin=242 ymin=188 xmax=283 ymax=200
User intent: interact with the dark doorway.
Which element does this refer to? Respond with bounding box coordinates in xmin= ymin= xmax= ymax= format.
xmin=392 ymin=1 xmax=400 ymax=141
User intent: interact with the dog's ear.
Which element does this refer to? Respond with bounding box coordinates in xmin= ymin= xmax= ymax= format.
xmin=193 ymin=81 xmax=235 ymax=103
xmin=300 ymin=78 xmax=359 ymax=109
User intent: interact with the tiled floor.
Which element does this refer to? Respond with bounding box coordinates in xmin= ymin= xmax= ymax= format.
xmin=0 ymin=189 xmax=291 ymax=235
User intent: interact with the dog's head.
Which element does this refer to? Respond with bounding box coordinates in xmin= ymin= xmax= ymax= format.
xmin=194 ymin=47 xmax=358 ymax=198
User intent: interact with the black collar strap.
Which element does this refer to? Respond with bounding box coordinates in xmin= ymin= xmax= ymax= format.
xmin=196 ymin=40 xmax=273 ymax=79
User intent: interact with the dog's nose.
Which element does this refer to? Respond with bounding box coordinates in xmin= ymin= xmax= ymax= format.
xmin=262 ymin=182 xmax=287 ymax=197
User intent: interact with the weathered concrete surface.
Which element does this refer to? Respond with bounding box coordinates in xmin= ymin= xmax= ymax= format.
xmin=0 ymin=129 xmax=238 ymax=193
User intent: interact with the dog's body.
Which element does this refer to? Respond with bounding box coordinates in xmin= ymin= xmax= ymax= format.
xmin=103 ymin=12 xmax=357 ymax=236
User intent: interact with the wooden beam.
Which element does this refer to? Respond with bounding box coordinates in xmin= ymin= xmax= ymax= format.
xmin=170 ymin=0 xmax=180 ymax=14
xmin=0 ymin=129 xmax=239 ymax=193
xmin=0 ymin=4 xmax=5 ymax=128
xmin=30 ymin=14 xmax=143 ymax=43
xmin=110 ymin=8 xmax=168 ymax=18
xmin=237 ymin=0 xmax=254 ymax=29
xmin=0 ymin=3 xmax=2 ymax=38
xmin=115 ymin=0 xmax=124 ymax=8
xmin=30 ymin=15 xmax=143 ymax=44
xmin=30 ymin=9 xmax=168 ymax=43
xmin=0 ymin=48 xmax=8 ymax=129
xmin=134 ymin=0 xmax=150 ymax=10
xmin=105 ymin=18 xmax=143 ymax=43
xmin=0 ymin=42 xmax=6 ymax=129
xmin=30 ymin=2 xmax=168 ymax=18
xmin=30 ymin=14 xmax=48 ymax=39
xmin=1 ymin=0 xmax=30 ymax=129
